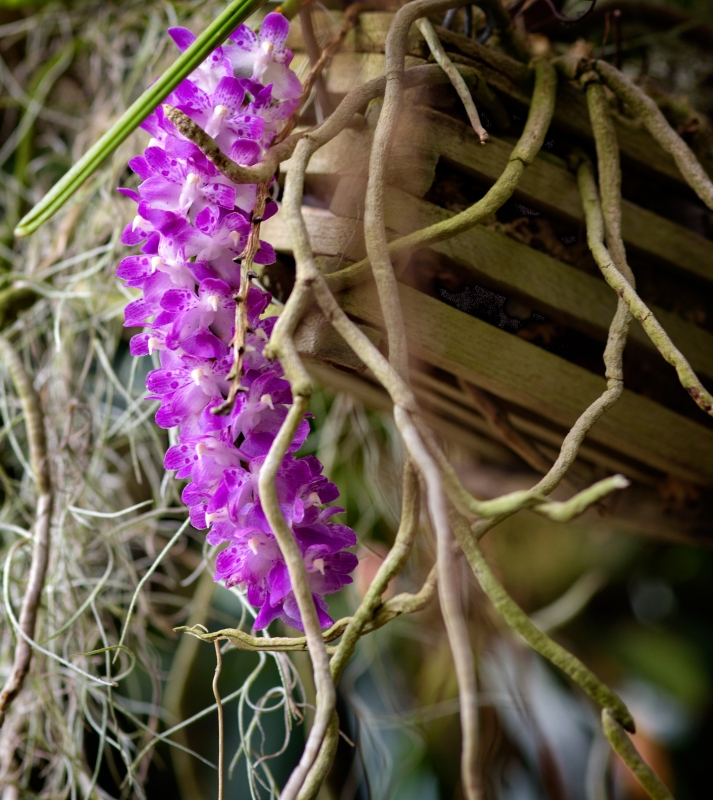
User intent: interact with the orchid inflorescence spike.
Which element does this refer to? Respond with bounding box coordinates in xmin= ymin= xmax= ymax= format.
xmin=117 ymin=13 xmax=357 ymax=630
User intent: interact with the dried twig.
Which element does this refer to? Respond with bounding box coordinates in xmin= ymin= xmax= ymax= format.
xmin=257 ymin=400 xmax=336 ymax=800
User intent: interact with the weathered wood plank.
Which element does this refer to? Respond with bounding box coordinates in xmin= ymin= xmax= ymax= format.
xmin=259 ymin=206 xmax=365 ymax=259
xmin=412 ymin=371 xmax=661 ymax=486
xmin=281 ymin=107 xmax=438 ymax=197
xmin=423 ymin=108 xmax=713 ymax=284
xmin=290 ymin=51 xmax=426 ymax=97
xmin=329 ymin=179 xmax=713 ymax=381
xmin=286 ymin=11 xmax=422 ymax=56
xmin=338 ymin=280 xmax=713 ymax=484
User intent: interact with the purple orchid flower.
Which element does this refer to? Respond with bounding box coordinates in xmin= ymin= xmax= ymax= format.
xmin=225 ymin=13 xmax=302 ymax=101
xmin=117 ymin=14 xmax=357 ymax=631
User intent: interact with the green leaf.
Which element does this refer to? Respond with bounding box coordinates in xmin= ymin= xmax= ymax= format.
xmin=14 ymin=0 xmax=268 ymax=238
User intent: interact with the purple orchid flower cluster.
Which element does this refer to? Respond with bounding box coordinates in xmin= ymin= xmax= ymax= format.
xmin=117 ymin=13 xmax=358 ymax=630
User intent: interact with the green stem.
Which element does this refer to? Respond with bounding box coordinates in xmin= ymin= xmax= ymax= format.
xmin=602 ymin=710 xmax=675 ymax=800
xmin=450 ymin=514 xmax=635 ymax=732
xmin=14 ymin=0 xmax=268 ymax=238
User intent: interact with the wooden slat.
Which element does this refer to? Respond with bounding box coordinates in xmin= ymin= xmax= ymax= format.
xmin=291 ymin=51 xmax=426 ymax=97
xmin=329 ymin=179 xmax=713 ymax=381
xmin=308 ymin=364 xmax=713 ymax=544
xmin=281 ymin=109 xmax=439 ymax=197
xmin=422 ymin=108 xmax=713 ymax=284
xmin=338 ymin=281 xmax=713 ymax=484
xmin=286 ymin=11 xmax=422 ymax=56
xmin=412 ymin=372 xmax=661 ymax=486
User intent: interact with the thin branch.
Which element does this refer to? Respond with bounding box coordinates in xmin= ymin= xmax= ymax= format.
xmin=330 ymin=460 xmax=420 ymax=681
xmin=163 ymin=104 xmax=294 ymax=184
xmin=397 ymin=409 xmax=481 ymax=800
xmin=577 ymin=158 xmax=713 ymax=416
xmin=163 ymin=63 xmax=476 ymax=188
xmin=428 ymin=430 xmax=628 ymax=522
xmin=0 ymin=333 xmax=53 ymax=730
xmin=295 ymin=714 xmax=340 ymax=800
xmin=417 ymin=17 xmax=488 ymax=144
xmin=174 ymin=563 xmax=438 ymax=653
xmin=585 ymin=78 xmax=635 ymax=286
xmin=601 ymin=710 xmax=674 ymax=800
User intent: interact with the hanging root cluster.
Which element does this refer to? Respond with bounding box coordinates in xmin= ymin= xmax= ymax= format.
xmin=4 ymin=0 xmax=713 ymax=798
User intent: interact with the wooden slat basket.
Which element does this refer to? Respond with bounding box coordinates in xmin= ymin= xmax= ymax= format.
xmin=260 ymin=10 xmax=713 ymax=542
